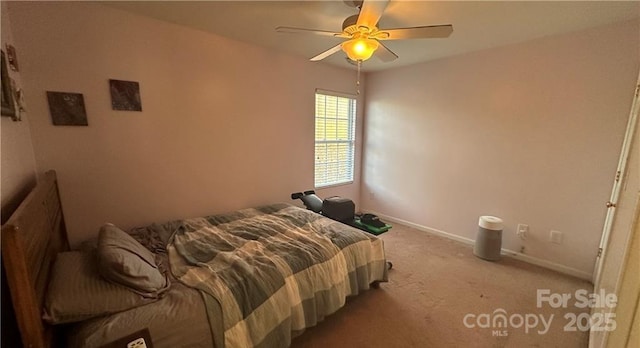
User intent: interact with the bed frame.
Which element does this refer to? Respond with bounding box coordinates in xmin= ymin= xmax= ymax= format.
xmin=1 ymin=170 xmax=69 ymax=348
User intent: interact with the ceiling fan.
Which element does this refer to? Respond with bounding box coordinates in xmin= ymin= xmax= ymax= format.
xmin=276 ymin=0 xmax=453 ymax=63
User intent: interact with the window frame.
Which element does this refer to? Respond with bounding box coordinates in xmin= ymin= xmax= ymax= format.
xmin=314 ymin=89 xmax=357 ymax=189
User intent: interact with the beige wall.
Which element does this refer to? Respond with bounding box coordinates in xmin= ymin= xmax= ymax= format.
xmin=7 ymin=1 xmax=364 ymax=247
xmin=362 ymin=20 xmax=640 ymax=276
xmin=0 ymin=2 xmax=37 ymax=223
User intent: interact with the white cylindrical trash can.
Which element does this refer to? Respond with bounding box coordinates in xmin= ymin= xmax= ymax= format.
xmin=474 ymin=216 xmax=504 ymax=261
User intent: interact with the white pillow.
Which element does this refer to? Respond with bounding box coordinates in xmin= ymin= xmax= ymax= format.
xmin=97 ymin=223 xmax=169 ymax=298
xmin=43 ymin=251 xmax=156 ymax=324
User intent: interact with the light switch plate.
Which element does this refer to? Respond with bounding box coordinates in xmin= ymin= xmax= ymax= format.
xmin=550 ymin=230 xmax=563 ymax=244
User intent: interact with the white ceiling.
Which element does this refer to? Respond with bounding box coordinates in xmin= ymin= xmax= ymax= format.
xmin=104 ymin=1 xmax=640 ymax=72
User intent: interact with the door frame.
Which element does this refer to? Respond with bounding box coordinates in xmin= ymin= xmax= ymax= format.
xmin=589 ymin=74 xmax=640 ymax=348
xmin=593 ymin=74 xmax=640 ymax=286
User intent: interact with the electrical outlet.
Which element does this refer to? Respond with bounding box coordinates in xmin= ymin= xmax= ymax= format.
xmin=550 ymin=230 xmax=563 ymax=244
xmin=517 ymin=224 xmax=528 ymax=240
xmin=127 ymin=338 xmax=147 ymax=348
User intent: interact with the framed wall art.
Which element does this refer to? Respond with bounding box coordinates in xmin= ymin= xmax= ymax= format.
xmin=5 ymin=44 xmax=18 ymax=71
xmin=46 ymin=91 xmax=88 ymax=126
xmin=109 ymin=79 xmax=142 ymax=111
xmin=1 ymin=50 xmax=17 ymax=119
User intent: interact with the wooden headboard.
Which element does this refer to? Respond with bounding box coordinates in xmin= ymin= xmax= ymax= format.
xmin=1 ymin=170 xmax=69 ymax=348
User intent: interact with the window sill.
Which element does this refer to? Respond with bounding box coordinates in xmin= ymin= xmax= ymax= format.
xmin=315 ymin=181 xmax=354 ymax=190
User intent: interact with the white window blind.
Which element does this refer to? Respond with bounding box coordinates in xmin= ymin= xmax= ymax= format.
xmin=314 ymin=92 xmax=356 ymax=188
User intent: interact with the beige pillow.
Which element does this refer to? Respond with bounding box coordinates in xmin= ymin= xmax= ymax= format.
xmin=43 ymin=251 xmax=156 ymax=324
xmin=97 ymin=223 xmax=169 ymax=298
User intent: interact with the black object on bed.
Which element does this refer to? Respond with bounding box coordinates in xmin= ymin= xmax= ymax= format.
xmin=291 ymin=190 xmax=355 ymax=222
xmin=290 ymin=191 xmax=323 ymax=213
xmin=290 ymin=190 xmax=392 ymax=235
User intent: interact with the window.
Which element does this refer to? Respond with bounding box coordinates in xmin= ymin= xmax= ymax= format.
xmin=314 ymin=91 xmax=356 ymax=188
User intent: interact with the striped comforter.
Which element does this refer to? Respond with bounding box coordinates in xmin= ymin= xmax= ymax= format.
xmin=167 ymin=203 xmax=388 ymax=348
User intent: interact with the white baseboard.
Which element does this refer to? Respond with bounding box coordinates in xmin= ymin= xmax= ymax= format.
xmin=370 ymin=211 xmax=593 ymax=281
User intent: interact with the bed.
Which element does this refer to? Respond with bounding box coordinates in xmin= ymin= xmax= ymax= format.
xmin=1 ymin=171 xmax=389 ymax=348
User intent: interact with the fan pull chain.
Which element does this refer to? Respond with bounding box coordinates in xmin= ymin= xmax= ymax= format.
xmin=356 ymin=59 xmax=362 ymax=95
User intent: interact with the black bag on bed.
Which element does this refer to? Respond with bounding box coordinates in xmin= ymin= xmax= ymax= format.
xmin=291 ymin=191 xmax=323 ymax=213
xmin=322 ymin=197 xmax=355 ymax=223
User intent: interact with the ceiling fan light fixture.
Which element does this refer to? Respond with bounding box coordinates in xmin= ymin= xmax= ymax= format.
xmin=275 ymin=0 xmax=454 ymax=64
xmin=341 ymin=36 xmax=379 ymax=61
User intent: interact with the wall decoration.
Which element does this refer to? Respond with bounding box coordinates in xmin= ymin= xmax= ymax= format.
xmin=9 ymin=79 xmax=23 ymax=121
xmin=109 ymin=79 xmax=142 ymax=111
xmin=1 ymin=51 xmax=17 ymax=120
xmin=5 ymin=44 xmax=18 ymax=71
xmin=15 ymin=86 xmax=26 ymax=114
xmin=46 ymin=91 xmax=88 ymax=126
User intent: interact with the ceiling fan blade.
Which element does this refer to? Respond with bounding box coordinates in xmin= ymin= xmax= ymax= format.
xmin=276 ymin=26 xmax=345 ymax=38
xmin=375 ymin=42 xmax=398 ymax=62
xmin=310 ymin=44 xmax=343 ymax=61
xmin=379 ymin=25 xmax=453 ymax=40
xmin=356 ymin=0 xmax=389 ymax=29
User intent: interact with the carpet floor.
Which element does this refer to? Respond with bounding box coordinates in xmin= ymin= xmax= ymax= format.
xmin=292 ymin=223 xmax=592 ymax=348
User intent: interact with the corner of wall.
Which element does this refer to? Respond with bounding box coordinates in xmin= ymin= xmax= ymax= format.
xmin=1 ymin=1 xmax=39 ymax=222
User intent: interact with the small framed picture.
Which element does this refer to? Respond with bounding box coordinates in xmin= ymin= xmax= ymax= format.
xmin=1 ymin=51 xmax=17 ymax=118
xmin=109 ymin=79 xmax=142 ymax=111
xmin=5 ymin=44 xmax=18 ymax=71
xmin=46 ymin=91 xmax=88 ymax=126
